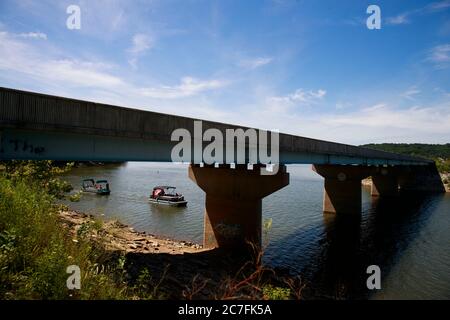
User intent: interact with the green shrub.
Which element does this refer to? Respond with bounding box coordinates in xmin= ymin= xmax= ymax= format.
xmin=262 ymin=284 xmax=291 ymax=300
xmin=69 ymin=191 xmax=82 ymax=202
xmin=1 ymin=160 xmax=74 ymax=198
xmin=0 ymin=177 xmax=129 ymax=299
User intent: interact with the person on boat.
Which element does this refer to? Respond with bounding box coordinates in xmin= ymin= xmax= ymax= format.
xmin=153 ymin=188 xmax=163 ymax=199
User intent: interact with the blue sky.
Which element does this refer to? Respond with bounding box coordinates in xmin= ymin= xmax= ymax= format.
xmin=0 ymin=0 xmax=449 ymax=144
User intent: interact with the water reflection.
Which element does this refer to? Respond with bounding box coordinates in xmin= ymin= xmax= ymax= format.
xmin=266 ymin=193 xmax=443 ymax=299
xmin=63 ymin=163 xmax=450 ymax=299
xmin=317 ymin=213 xmax=363 ymax=299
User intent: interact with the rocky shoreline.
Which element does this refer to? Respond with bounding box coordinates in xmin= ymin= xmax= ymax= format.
xmin=59 ymin=210 xmax=205 ymax=255
xmin=442 ymin=173 xmax=450 ymax=192
xmin=57 ymin=210 xmax=298 ymax=299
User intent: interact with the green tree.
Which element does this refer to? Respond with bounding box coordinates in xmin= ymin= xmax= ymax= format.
xmin=1 ymin=160 xmax=74 ymax=198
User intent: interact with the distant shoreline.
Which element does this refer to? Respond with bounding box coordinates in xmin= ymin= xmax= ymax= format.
xmin=362 ymin=176 xmax=450 ymax=193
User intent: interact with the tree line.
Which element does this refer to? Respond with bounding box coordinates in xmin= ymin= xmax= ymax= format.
xmin=361 ymin=143 xmax=450 ymax=173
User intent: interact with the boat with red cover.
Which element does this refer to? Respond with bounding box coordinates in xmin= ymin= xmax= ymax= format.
xmin=148 ymin=186 xmax=187 ymax=207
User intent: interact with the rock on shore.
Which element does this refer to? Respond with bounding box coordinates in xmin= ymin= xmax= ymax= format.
xmin=58 ymin=210 xmax=263 ymax=299
xmin=59 ymin=210 xmax=204 ymax=255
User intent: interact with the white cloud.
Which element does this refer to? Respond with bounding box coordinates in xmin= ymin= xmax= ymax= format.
xmin=401 ymin=87 xmax=421 ymax=100
xmin=127 ymin=33 xmax=154 ymax=68
xmin=0 ymin=32 xmax=123 ymax=89
xmin=428 ymin=0 xmax=450 ymax=10
xmin=427 ymin=44 xmax=450 ymax=68
xmin=335 ymin=102 xmax=352 ymax=110
xmin=139 ymin=77 xmax=228 ymax=99
xmin=18 ymin=32 xmax=47 ymax=40
xmin=385 ymin=1 xmax=450 ymax=26
xmin=243 ymin=99 xmax=450 ymax=144
xmin=268 ymin=88 xmax=326 ymax=110
xmin=239 ymin=57 xmax=273 ymax=69
xmin=386 ymin=14 xmax=410 ymax=25
xmin=323 ymin=103 xmax=450 ymax=135
xmin=128 ymin=33 xmax=153 ymax=54
xmin=0 ymin=31 xmax=229 ymax=101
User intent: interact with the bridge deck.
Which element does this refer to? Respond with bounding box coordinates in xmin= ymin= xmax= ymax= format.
xmin=0 ymin=87 xmax=431 ymax=165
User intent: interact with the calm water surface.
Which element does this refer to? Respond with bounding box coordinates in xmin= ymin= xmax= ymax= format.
xmin=62 ymin=162 xmax=450 ymax=299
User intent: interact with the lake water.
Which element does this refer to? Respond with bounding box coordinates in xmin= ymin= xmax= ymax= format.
xmin=62 ymin=162 xmax=450 ymax=299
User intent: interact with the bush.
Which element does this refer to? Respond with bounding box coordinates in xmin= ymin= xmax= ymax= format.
xmin=0 ymin=177 xmax=129 ymax=299
xmin=262 ymin=284 xmax=291 ymax=300
xmin=1 ymin=160 xmax=74 ymax=198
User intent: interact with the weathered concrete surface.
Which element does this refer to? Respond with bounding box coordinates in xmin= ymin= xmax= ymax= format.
xmin=313 ymin=165 xmax=372 ymax=214
xmin=0 ymin=87 xmax=431 ymax=165
xmin=397 ymin=163 xmax=446 ymax=193
xmin=371 ymin=167 xmax=399 ymax=197
xmin=313 ymin=164 xmax=445 ymax=214
xmin=188 ymin=164 xmax=289 ymax=249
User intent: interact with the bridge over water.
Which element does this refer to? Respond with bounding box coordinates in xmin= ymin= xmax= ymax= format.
xmin=0 ymin=87 xmax=445 ymax=249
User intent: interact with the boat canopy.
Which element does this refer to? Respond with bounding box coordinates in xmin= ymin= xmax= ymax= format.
xmin=153 ymin=186 xmax=176 ymax=190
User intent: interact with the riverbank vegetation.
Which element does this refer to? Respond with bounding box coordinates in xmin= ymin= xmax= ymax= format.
xmin=0 ymin=161 xmax=132 ymax=299
xmin=0 ymin=161 xmax=298 ymax=300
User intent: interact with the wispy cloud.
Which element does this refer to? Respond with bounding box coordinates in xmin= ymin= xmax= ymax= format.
xmin=18 ymin=32 xmax=47 ymax=40
xmin=238 ymin=96 xmax=450 ymax=144
xmin=0 ymin=31 xmax=123 ymax=89
xmin=268 ymin=88 xmax=326 ymax=110
xmin=335 ymin=102 xmax=352 ymax=110
xmin=0 ymin=31 xmax=226 ymax=101
xmin=386 ymin=0 xmax=450 ymax=26
xmin=127 ymin=33 xmax=154 ymax=69
xmin=386 ymin=14 xmax=410 ymax=25
xmin=139 ymin=77 xmax=228 ymax=99
xmin=428 ymin=0 xmax=450 ymax=10
xmin=401 ymin=87 xmax=421 ymax=100
xmin=238 ymin=57 xmax=273 ymax=69
xmin=323 ymin=103 xmax=450 ymax=135
xmin=427 ymin=44 xmax=450 ymax=69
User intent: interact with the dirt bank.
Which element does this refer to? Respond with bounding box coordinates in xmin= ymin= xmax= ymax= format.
xmin=59 ymin=210 xmax=205 ymax=255
xmin=58 ymin=210 xmax=274 ymax=299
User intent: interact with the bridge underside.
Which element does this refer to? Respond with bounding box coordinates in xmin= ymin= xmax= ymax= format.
xmin=0 ymin=128 xmax=432 ymax=166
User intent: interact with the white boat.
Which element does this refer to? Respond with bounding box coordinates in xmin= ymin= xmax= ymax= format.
xmin=82 ymin=179 xmax=111 ymax=195
xmin=148 ymin=186 xmax=187 ymax=207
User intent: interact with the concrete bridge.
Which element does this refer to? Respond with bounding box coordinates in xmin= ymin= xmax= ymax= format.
xmin=0 ymin=87 xmax=445 ymax=250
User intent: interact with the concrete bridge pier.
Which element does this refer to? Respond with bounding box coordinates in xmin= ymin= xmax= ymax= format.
xmin=371 ymin=167 xmax=399 ymax=197
xmin=313 ymin=165 xmax=371 ymax=215
xmin=397 ymin=163 xmax=445 ymax=193
xmin=188 ymin=164 xmax=289 ymax=250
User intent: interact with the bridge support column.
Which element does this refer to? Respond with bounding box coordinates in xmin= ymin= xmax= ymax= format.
xmin=371 ymin=167 xmax=399 ymax=197
xmin=188 ymin=164 xmax=289 ymax=250
xmin=397 ymin=163 xmax=445 ymax=193
xmin=313 ymin=165 xmax=371 ymax=215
